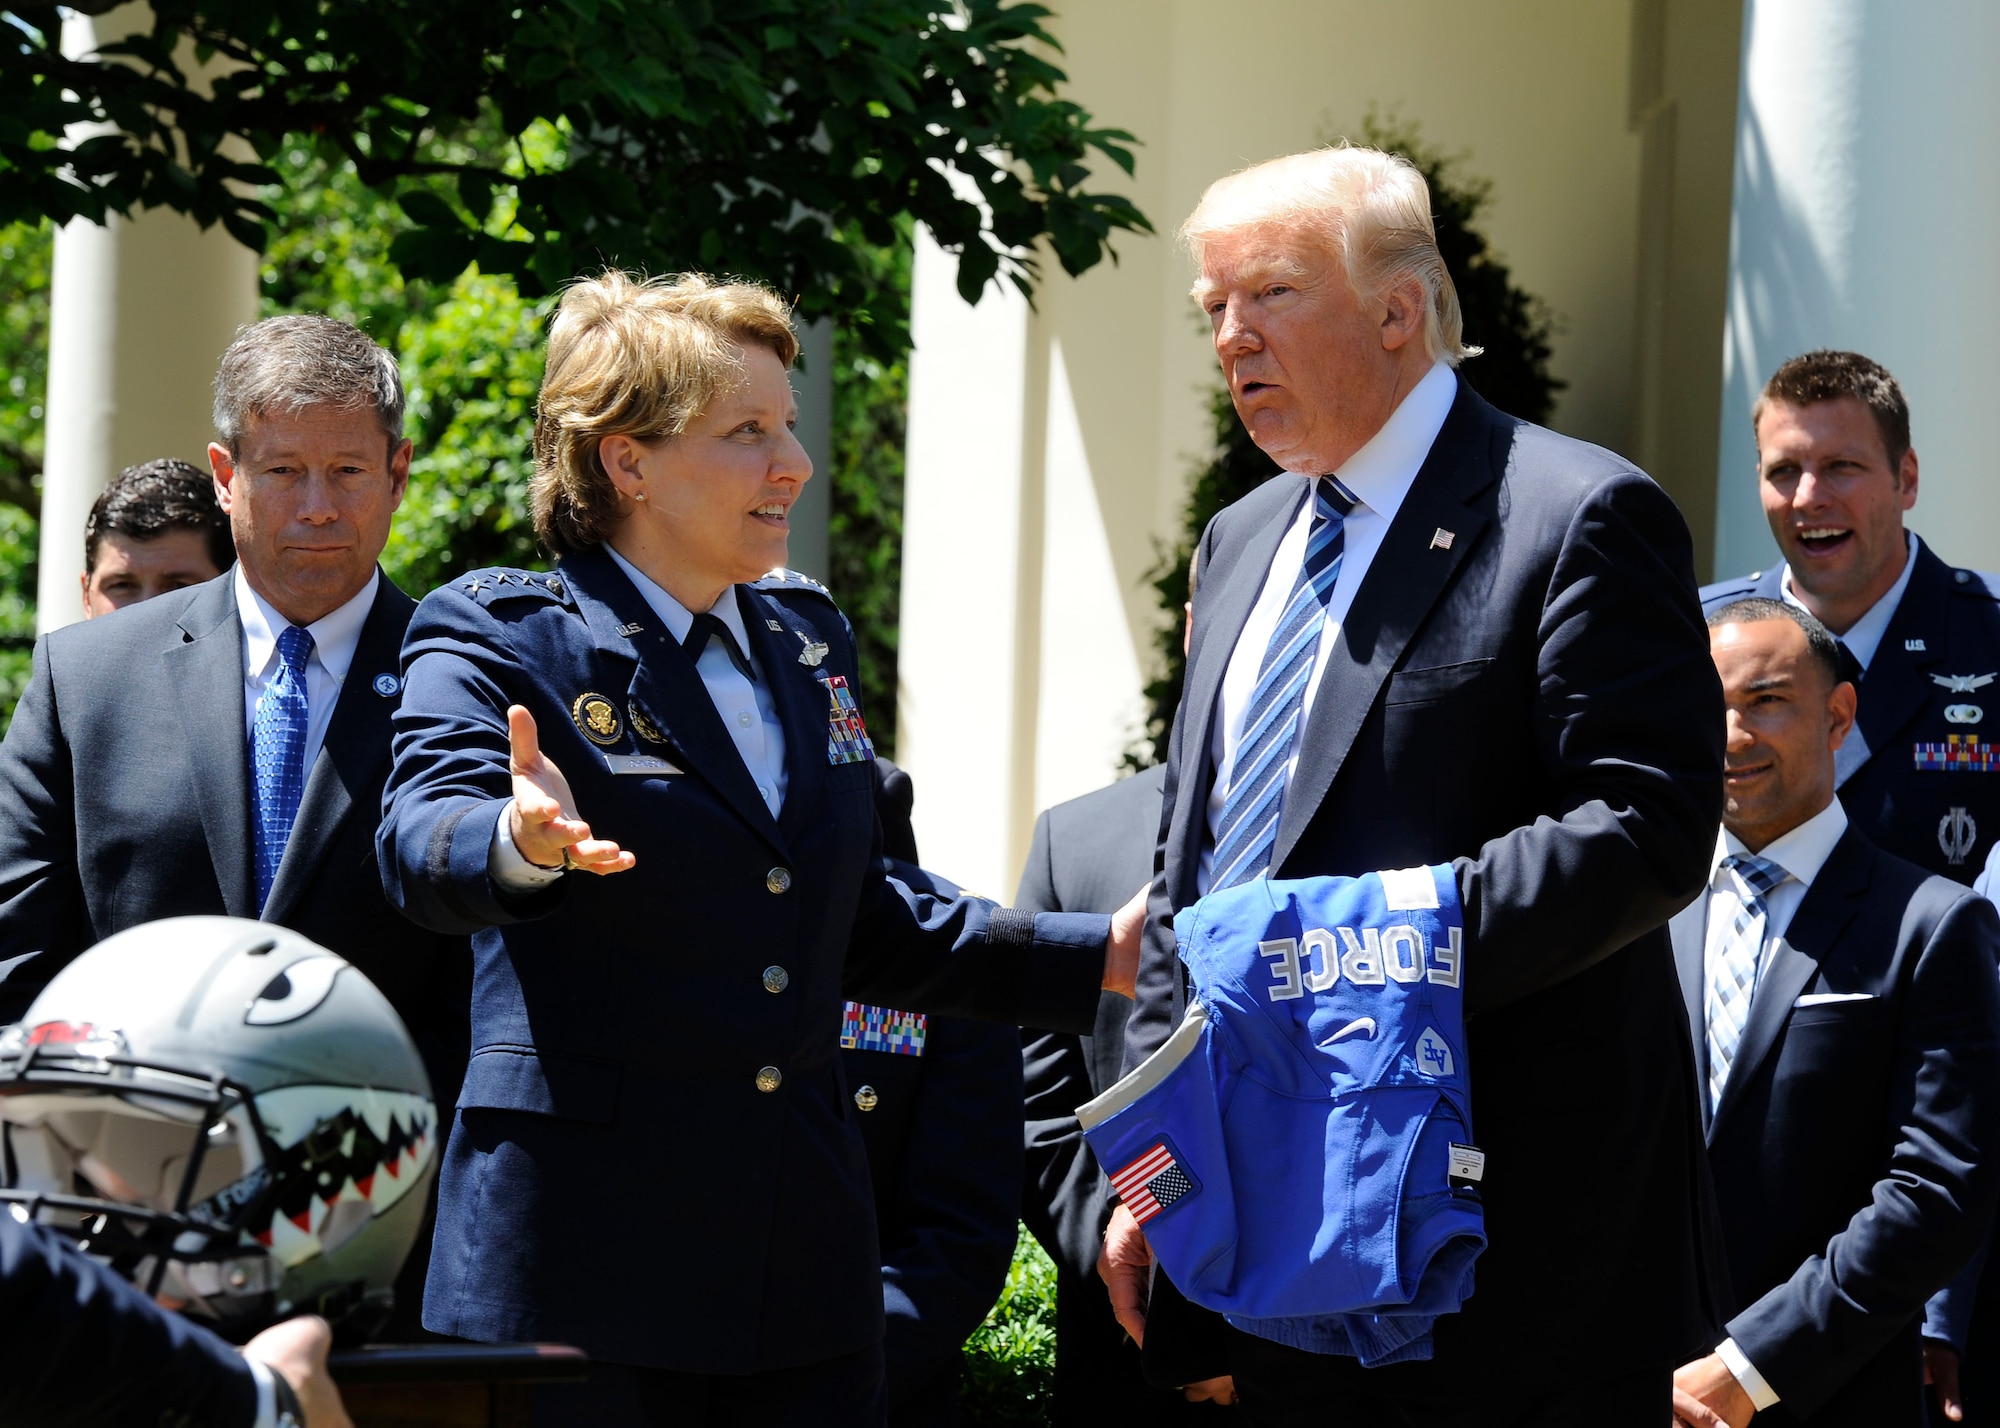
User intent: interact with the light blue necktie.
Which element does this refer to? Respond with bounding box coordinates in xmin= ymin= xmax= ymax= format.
xmin=1211 ymin=478 xmax=1358 ymax=889
xmin=1706 ymin=852 xmax=1788 ymax=1112
xmin=251 ymin=625 xmax=313 ymax=911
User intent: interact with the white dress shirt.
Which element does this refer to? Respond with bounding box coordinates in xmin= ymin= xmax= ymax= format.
xmin=1197 ymin=358 xmax=1458 ymax=893
xmin=1703 ymin=795 xmax=1849 ymax=1410
xmin=236 ymin=565 xmax=379 ymax=771
xmin=1779 ymin=530 xmax=1917 ymax=672
xmin=491 ymin=550 xmax=788 ymax=890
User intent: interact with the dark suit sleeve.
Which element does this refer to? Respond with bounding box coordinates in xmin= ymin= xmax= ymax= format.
xmin=879 ymin=1015 xmax=1025 ymax=1410
xmin=1455 ymin=471 xmax=1724 ymax=1013
xmin=0 ymin=1214 xmax=259 ymax=1428
xmin=0 ymin=636 xmax=89 ymax=1022
xmin=1730 ymin=891 xmax=2000 ymax=1415
xmin=1014 ymin=809 xmax=1114 ymax=1281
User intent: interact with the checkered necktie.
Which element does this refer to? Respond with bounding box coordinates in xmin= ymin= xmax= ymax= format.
xmin=1211 ymin=478 xmax=1358 ymax=889
xmin=1705 ymin=852 xmax=1789 ymax=1112
xmin=251 ymin=625 xmax=313 ymax=911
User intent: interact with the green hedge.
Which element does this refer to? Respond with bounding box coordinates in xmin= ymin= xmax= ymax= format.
xmin=961 ymin=1226 xmax=1059 ymax=1425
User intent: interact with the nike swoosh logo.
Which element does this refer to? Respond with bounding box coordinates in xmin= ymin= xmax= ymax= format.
xmin=1320 ymin=1016 xmax=1376 ymax=1046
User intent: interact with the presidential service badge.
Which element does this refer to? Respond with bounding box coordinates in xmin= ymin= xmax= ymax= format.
xmin=571 ymin=692 xmax=622 ymax=746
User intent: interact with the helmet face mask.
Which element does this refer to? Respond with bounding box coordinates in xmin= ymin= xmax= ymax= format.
xmin=0 ymin=918 xmax=436 ymax=1342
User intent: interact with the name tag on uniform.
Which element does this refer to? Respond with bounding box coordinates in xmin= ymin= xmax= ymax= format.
xmin=840 ymin=1001 xmax=925 ymax=1056
xmin=603 ymin=753 xmax=683 ymax=777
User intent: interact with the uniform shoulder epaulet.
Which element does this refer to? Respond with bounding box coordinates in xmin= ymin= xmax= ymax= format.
xmin=1699 ymin=571 xmax=1764 ymax=606
xmin=451 ymin=568 xmax=573 ymax=607
xmin=753 ymin=567 xmax=835 ymax=601
xmin=1949 ymin=567 xmax=2000 ymax=601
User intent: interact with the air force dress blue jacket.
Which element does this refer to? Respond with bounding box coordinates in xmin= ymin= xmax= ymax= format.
xmin=376 ymin=546 xmax=1109 ymax=1375
xmin=1081 ymin=867 xmax=1484 ymax=1368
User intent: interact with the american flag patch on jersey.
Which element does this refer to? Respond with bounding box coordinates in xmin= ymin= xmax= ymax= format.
xmin=1108 ymin=1139 xmax=1196 ymax=1224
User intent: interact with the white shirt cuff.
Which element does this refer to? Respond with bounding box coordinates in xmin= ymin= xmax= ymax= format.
xmin=246 ymin=1357 xmax=279 ymax=1428
xmin=488 ymin=799 xmax=565 ymax=892
xmin=1716 ymin=1336 xmax=1781 ymax=1410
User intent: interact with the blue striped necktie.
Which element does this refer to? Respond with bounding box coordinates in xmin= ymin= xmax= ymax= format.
xmin=251 ymin=625 xmax=314 ymax=911
xmin=1211 ymin=477 xmax=1358 ymax=889
xmin=1705 ymin=851 xmax=1788 ymax=1111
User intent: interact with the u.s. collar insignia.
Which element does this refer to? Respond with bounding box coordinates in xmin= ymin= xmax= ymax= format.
xmin=571 ymin=692 xmax=622 ymax=746
xmin=371 ymin=673 xmax=402 ymax=697
xmin=629 ymin=702 xmax=670 ymax=745
xmin=796 ymin=631 xmax=830 ymax=667
xmin=1933 ymin=672 xmax=1998 ymax=694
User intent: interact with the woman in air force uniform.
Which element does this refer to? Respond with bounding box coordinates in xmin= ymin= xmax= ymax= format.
xmin=377 ymin=272 xmax=1140 ymax=1427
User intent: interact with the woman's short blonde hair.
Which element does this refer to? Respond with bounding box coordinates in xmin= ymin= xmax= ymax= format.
xmin=1181 ymin=145 xmax=1476 ymax=366
xmin=531 ymin=271 xmax=800 ymax=554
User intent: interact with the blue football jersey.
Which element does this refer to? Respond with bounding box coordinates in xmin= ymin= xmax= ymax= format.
xmin=1079 ymin=866 xmax=1485 ymax=1365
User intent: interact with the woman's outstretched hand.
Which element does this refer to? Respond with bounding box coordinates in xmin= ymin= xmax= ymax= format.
xmin=508 ymin=704 xmax=636 ymax=875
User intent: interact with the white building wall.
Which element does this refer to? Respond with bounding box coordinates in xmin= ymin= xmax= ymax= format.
xmin=1716 ymin=0 xmax=2000 ymax=579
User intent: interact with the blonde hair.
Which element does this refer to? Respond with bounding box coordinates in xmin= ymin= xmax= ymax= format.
xmin=1181 ymin=145 xmax=1476 ymax=366
xmin=531 ymin=271 xmax=800 ymax=554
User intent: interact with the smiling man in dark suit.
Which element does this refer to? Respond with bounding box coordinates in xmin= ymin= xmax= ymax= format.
xmin=0 ymin=314 xmax=468 ymax=1331
xmin=1669 ymin=599 xmax=2000 ymax=1427
xmin=1111 ymin=145 xmax=1726 ymax=1424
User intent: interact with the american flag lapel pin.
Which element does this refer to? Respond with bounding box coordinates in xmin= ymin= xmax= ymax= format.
xmin=1430 ymin=528 xmax=1455 ymax=551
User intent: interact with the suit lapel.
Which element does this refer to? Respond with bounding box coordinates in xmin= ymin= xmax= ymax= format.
xmin=1710 ymin=830 xmax=1871 ymax=1136
xmin=262 ymin=577 xmax=412 ymax=925
xmin=1273 ymin=379 xmax=1500 ymax=867
xmin=1841 ymin=543 xmax=1949 ymax=787
xmin=1669 ymin=899 xmax=1711 ymax=1134
xmin=564 ymin=549 xmax=788 ymax=856
xmin=739 ymin=588 xmax=831 ymax=840
xmin=164 ymin=576 xmax=256 ymax=919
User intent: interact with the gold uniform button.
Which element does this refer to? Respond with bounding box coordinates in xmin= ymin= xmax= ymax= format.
xmin=762 ymin=966 xmax=789 ymax=994
xmin=755 ymin=1066 xmax=783 ymax=1093
xmin=854 ymin=1085 xmax=879 ymax=1113
xmin=766 ymin=867 xmax=792 ymax=894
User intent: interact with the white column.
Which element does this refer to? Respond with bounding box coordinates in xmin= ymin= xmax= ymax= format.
xmin=896 ymin=229 xmax=1040 ymax=897
xmin=1715 ymin=0 xmax=2000 ymax=579
xmin=36 ymin=5 xmax=260 ymax=632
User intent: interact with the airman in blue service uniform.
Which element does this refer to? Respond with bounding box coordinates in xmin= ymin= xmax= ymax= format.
xmin=1700 ymin=349 xmax=2000 ymax=1424
xmin=842 ymin=759 xmax=1024 ymax=1428
xmin=376 ymin=273 xmax=1134 ymax=1428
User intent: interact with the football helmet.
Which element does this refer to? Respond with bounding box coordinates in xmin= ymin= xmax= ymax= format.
xmin=0 ymin=917 xmax=437 ymax=1340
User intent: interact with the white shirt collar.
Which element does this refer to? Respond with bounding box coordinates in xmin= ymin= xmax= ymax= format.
xmin=1712 ymin=795 xmax=1849 ymax=891
xmin=235 ymin=565 xmax=378 ymax=682
xmin=603 ymin=545 xmax=755 ymax=656
xmin=1781 ymin=530 xmax=1918 ymax=670
xmin=1324 ymin=359 xmax=1457 ymax=520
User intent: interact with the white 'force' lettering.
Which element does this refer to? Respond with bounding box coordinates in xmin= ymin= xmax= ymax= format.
xmin=1301 ymin=928 xmax=1340 ymax=992
xmin=1260 ymin=937 xmax=1304 ymax=1000
xmin=1383 ymin=925 xmax=1425 ymax=984
xmin=1337 ymin=926 xmax=1386 ymax=985
xmin=1427 ymin=926 xmax=1463 ymax=988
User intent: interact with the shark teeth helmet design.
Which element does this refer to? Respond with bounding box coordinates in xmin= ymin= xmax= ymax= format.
xmin=0 ymin=917 xmax=436 ymax=1341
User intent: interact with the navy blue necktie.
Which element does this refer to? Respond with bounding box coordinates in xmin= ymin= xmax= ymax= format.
xmin=1211 ymin=478 xmax=1358 ymax=888
xmin=252 ymin=625 xmax=313 ymax=910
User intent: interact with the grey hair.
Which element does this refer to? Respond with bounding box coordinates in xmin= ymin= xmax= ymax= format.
xmin=212 ymin=314 xmax=405 ymax=455
xmin=1182 ymin=145 xmax=1477 ymax=366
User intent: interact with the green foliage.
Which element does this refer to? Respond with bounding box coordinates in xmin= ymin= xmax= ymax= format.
xmin=1132 ymin=114 xmax=1564 ymax=766
xmin=2 ymin=0 xmax=1152 ymax=361
xmin=0 ymin=502 xmax=37 ymax=726
xmin=960 ymin=1225 xmax=1058 ymax=1426
xmin=0 ymin=219 xmax=49 ymax=514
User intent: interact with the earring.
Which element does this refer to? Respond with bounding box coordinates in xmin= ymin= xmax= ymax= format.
xmin=634 ymin=490 xmax=646 ymax=501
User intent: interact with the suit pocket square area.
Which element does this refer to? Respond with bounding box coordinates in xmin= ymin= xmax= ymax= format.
xmin=1793 ymin=992 xmax=1876 ymax=1007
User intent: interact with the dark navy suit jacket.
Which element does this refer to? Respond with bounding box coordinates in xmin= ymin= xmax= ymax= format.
xmin=378 ymin=545 xmax=1107 ymax=1375
xmin=1 ymin=1196 xmax=258 ymax=1426
xmin=1702 ymin=540 xmax=2000 ymax=883
xmin=1670 ymin=825 xmax=2000 ymax=1425
xmin=1128 ymin=375 xmax=1728 ymax=1392
xmin=0 ymin=570 xmax=468 ymax=1080
xmin=848 ymin=759 xmax=1022 ymax=1427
